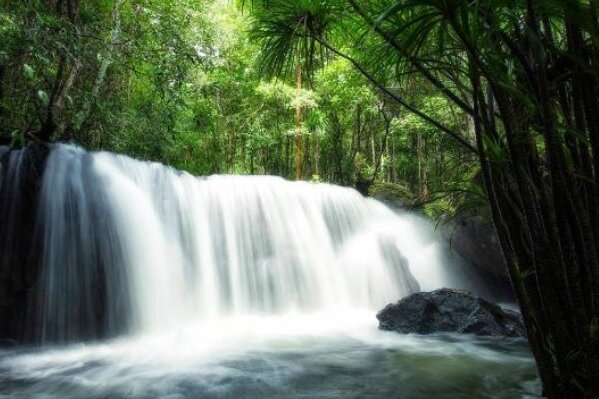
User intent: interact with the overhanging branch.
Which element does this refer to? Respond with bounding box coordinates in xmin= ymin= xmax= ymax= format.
xmin=314 ymin=37 xmax=478 ymax=154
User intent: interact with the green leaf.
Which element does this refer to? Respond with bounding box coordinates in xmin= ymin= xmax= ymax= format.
xmin=37 ymin=90 xmax=49 ymax=107
xmin=10 ymin=129 xmax=25 ymax=147
xmin=23 ymin=64 xmax=34 ymax=80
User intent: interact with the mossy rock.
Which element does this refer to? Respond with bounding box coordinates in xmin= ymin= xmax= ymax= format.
xmin=369 ymin=182 xmax=415 ymax=208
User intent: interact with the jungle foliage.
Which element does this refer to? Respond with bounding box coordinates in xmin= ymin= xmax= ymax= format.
xmin=0 ymin=0 xmax=472 ymax=214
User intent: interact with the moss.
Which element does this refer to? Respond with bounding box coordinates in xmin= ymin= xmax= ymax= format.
xmin=368 ymin=182 xmax=415 ymax=207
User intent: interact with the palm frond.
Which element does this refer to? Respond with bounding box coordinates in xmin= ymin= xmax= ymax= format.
xmin=248 ymin=0 xmax=339 ymax=81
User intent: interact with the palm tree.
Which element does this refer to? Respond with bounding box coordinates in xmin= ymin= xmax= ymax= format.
xmin=249 ymin=0 xmax=335 ymax=179
xmin=249 ymin=0 xmax=599 ymax=397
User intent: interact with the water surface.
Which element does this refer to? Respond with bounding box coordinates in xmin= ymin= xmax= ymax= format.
xmin=0 ymin=313 xmax=540 ymax=399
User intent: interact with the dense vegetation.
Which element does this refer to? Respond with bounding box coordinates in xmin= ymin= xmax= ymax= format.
xmin=0 ymin=0 xmax=474 ymax=214
xmin=2 ymin=0 xmax=599 ymax=397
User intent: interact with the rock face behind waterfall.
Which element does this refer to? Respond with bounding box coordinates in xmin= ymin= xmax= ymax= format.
xmin=377 ymin=288 xmax=526 ymax=337
xmin=0 ymin=144 xmax=49 ymax=344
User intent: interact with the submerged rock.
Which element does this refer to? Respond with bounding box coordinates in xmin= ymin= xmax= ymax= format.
xmin=377 ymin=288 xmax=526 ymax=338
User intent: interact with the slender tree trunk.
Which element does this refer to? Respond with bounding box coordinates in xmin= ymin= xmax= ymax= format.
xmin=391 ymin=136 xmax=396 ymax=182
xmin=371 ymin=109 xmax=392 ymax=184
xmin=332 ymin=112 xmax=344 ymax=183
xmin=417 ymin=132 xmax=428 ymax=201
xmin=370 ymin=126 xmax=376 ymax=165
xmin=303 ymin=132 xmax=311 ymax=178
xmin=39 ymin=56 xmax=81 ymax=141
xmin=74 ymin=0 xmax=123 ymax=143
xmin=355 ymin=104 xmax=362 ymax=153
xmin=285 ymin=135 xmax=291 ymax=178
xmin=313 ymin=131 xmax=320 ymax=179
xmin=295 ymin=66 xmax=303 ymax=180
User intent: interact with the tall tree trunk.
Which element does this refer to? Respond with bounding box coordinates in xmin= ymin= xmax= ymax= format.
xmin=313 ymin=131 xmax=320 ymax=179
xmin=391 ymin=135 xmax=396 ymax=182
xmin=285 ymin=135 xmax=291 ymax=179
xmin=295 ymin=66 xmax=303 ymax=180
xmin=370 ymin=125 xmax=376 ymax=165
xmin=74 ymin=0 xmax=123 ymax=143
xmin=331 ymin=111 xmax=344 ymax=183
xmin=417 ymin=132 xmax=428 ymax=201
xmin=371 ymin=109 xmax=392 ymax=184
xmin=39 ymin=56 xmax=81 ymax=141
xmin=355 ymin=104 xmax=362 ymax=153
xmin=303 ymin=131 xmax=312 ymax=178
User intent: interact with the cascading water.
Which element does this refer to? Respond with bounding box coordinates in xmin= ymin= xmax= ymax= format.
xmin=32 ymin=144 xmax=439 ymax=342
xmin=0 ymin=144 xmax=539 ymax=398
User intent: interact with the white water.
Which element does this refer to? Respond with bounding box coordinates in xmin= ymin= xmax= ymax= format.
xmin=31 ymin=144 xmax=462 ymax=343
xmin=0 ymin=313 xmax=539 ymax=399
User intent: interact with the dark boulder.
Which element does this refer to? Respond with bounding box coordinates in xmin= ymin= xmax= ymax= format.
xmin=449 ymin=215 xmax=508 ymax=281
xmin=429 ymin=214 xmax=514 ymax=302
xmin=377 ymin=288 xmax=526 ymax=337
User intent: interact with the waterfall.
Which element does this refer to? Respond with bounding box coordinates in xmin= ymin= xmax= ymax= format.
xmin=0 ymin=144 xmax=460 ymax=344
xmin=0 ymin=145 xmax=538 ymax=399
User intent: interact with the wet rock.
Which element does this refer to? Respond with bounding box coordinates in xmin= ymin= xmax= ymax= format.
xmin=0 ymin=143 xmax=50 ymax=344
xmin=450 ymin=215 xmax=507 ymax=280
xmin=368 ymin=182 xmax=415 ymax=208
xmin=443 ymin=214 xmax=515 ymax=302
xmin=377 ymin=288 xmax=526 ymax=337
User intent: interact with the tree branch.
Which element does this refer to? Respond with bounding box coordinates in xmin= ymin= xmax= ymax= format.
xmin=74 ymin=0 xmax=124 ymax=135
xmin=347 ymin=0 xmax=476 ymax=117
xmin=314 ymin=37 xmax=478 ymax=154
